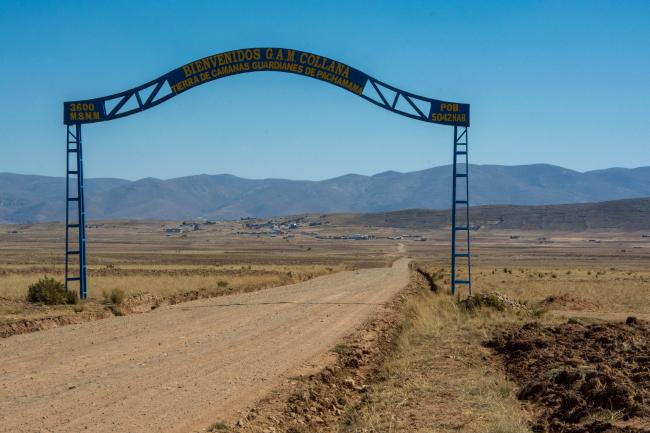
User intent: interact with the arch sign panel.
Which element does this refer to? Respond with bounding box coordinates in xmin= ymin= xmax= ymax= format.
xmin=64 ymin=47 xmax=469 ymax=127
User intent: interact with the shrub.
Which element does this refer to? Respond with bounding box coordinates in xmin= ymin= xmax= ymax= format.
xmin=216 ymin=280 xmax=228 ymax=288
xmin=207 ymin=421 xmax=230 ymax=432
xmin=27 ymin=277 xmax=78 ymax=305
xmin=67 ymin=290 xmax=80 ymax=304
xmin=110 ymin=288 xmax=125 ymax=305
xmin=102 ymin=288 xmax=125 ymax=305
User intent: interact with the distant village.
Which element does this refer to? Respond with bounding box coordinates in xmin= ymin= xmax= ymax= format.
xmin=161 ymin=217 xmax=428 ymax=241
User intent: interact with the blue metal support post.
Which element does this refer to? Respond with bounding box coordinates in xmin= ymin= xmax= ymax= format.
xmin=450 ymin=126 xmax=472 ymax=297
xmin=65 ymin=124 xmax=88 ymax=299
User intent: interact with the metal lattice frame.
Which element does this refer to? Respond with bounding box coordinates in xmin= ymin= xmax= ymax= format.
xmin=451 ymin=126 xmax=471 ymax=297
xmin=65 ymin=124 xmax=87 ymax=299
xmin=361 ymin=77 xmax=432 ymax=122
xmin=83 ymin=77 xmax=174 ymax=123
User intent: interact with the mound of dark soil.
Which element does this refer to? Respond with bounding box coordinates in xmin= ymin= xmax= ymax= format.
xmin=487 ymin=318 xmax=650 ymax=433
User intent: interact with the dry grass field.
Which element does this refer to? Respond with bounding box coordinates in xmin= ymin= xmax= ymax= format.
xmin=404 ymin=229 xmax=650 ymax=316
xmin=0 ymin=263 xmax=351 ymax=300
xmin=1 ymin=217 xmax=649 ymax=432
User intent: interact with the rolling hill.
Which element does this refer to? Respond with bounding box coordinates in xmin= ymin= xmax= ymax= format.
xmin=320 ymin=197 xmax=650 ymax=231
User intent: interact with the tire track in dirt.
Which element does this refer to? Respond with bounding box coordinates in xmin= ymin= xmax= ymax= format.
xmin=0 ymin=259 xmax=410 ymax=433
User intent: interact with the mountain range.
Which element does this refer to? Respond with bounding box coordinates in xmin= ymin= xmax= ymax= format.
xmin=1 ymin=164 xmax=649 ymax=223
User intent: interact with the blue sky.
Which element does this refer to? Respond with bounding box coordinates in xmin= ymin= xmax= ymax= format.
xmin=0 ymin=0 xmax=648 ymax=180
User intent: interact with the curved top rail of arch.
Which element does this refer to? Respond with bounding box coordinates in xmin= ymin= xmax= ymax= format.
xmin=63 ymin=47 xmax=469 ymax=127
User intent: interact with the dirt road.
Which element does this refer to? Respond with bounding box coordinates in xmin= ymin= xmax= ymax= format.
xmin=0 ymin=259 xmax=409 ymax=433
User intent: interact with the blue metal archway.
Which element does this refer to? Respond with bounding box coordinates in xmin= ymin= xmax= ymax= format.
xmin=63 ymin=47 xmax=472 ymax=299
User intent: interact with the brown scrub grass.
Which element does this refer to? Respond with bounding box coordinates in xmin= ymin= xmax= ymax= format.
xmin=472 ymin=265 xmax=650 ymax=315
xmin=341 ymin=276 xmax=533 ymax=433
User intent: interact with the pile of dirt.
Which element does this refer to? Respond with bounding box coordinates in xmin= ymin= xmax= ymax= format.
xmin=539 ymin=293 xmax=600 ymax=311
xmin=487 ymin=317 xmax=650 ymax=433
xmin=460 ymin=292 xmax=529 ymax=312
